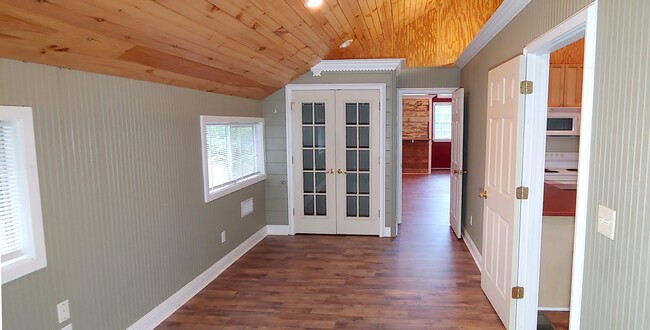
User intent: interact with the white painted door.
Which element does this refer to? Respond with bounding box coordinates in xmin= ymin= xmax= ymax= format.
xmin=481 ymin=55 xmax=525 ymax=329
xmin=292 ymin=90 xmax=381 ymax=235
xmin=449 ymin=88 xmax=464 ymax=239
xmin=291 ymin=90 xmax=337 ymax=234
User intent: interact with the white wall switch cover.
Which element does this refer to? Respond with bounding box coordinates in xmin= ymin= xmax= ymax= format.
xmin=57 ymin=300 xmax=70 ymax=323
xmin=597 ymin=204 xmax=617 ymax=240
xmin=241 ymin=198 xmax=254 ymax=218
xmin=220 ymin=231 xmax=226 ymax=243
xmin=62 ymin=324 xmax=73 ymax=330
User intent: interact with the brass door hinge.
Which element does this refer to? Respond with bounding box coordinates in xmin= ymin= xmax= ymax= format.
xmin=512 ymin=286 xmax=525 ymax=299
xmin=520 ymin=81 xmax=533 ymax=94
xmin=516 ymin=186 xmax=529 ymax=200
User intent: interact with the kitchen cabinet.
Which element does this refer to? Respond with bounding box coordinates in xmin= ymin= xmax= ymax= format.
xmin=548 ymin=64 xmax=583 ymax=107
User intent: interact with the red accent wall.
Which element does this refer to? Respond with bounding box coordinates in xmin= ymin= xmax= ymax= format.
xmin=431 ymin=141 xmax=451 ymax=169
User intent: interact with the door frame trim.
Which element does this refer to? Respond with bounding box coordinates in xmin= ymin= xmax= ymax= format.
xmin=396 ymin=88 xmax=458 ymax=227
xmin=285 ymin=84 xmax=387 ymax=237
xmin=516 ymin=2 xmax=597 ymax=329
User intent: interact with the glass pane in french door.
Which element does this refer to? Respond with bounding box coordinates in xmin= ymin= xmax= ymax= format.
xmin=302 ymin=102 xmax=327 ymax=216
xmin=345 ymin=102 xmax=371 ymax=218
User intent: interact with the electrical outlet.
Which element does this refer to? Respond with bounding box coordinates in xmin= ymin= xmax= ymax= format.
xmin=221 ymin=231 xmax=226 ymax=243
xmin=470 ymin=215 xmax=473 ymax=226
xmin=57 ymin=300 xmax=70 ymax=323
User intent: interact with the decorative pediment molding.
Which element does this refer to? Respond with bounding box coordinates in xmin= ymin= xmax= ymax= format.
xmin=311 ymin=59 xmax=406 ymax=76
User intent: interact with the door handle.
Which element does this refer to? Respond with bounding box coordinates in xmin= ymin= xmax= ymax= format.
xmin=326 ymin=169 xmax=335 ymax=174
xmin=478 ymin=190 xmax=488 ymax=199
xmin=337 ymin=169 xmax=347 ymax=174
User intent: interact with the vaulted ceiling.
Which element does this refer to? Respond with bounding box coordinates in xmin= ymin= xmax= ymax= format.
xmin=0 ymin=0 xmax=502 ymax=99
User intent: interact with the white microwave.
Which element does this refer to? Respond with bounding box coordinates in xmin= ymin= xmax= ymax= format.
xmin=547 ymin=108 xmax=580 ymax=136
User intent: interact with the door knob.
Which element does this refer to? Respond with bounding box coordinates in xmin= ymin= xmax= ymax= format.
xmin=478 ymin=190 xmax=488 ymax=199
xmin=326 ymin=169 xmax=335 ymax=174
xmin=337 ymin=169 xmax=347 ymax=174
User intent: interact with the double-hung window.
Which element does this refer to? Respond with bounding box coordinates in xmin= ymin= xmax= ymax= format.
xmin=1 ymin=106 xmax=47 ymax=284
xmin=200 ymin=116 xmax=266 ymax=202
xmin=432 ymin=103 xmax=452 ymax=141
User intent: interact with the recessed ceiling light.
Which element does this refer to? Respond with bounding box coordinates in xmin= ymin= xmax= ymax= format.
xmin=340 ymin=39 xmax=354 ymax=49
xmin=305 ymin=0 xmax=323 ymax=8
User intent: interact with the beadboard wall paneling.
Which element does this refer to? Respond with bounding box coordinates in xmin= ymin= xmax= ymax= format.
xmin=397 ymin=67 xmax=461 ymax=88
xmin=459 ymin=0 xmax=593 ymax=253
xmin=581 ymin=0 xmax=650 ymax=328
xmin=0 ymin=59 xmax=266 ymax=330
xmin=262 ymin=71 xmax=398 ymax=235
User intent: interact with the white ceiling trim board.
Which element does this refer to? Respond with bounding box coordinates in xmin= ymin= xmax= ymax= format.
xmin=455 ymin=0 xmax=532 ymax=68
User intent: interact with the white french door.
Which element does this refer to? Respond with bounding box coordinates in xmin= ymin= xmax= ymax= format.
xmin=291 ymin=89 xmax=381 ymax=235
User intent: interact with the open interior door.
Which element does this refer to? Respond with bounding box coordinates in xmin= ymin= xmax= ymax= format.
xmin=449 ymin=88 xmax=464 ymax=239
xmin=480 ymin=55 xmax=526 ymax=329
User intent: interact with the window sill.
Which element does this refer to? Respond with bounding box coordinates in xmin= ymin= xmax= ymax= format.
xmin=204 ymin=174 xmax=267 ymax=203
xmin=2 ymin=254 xmax=47 ymax=284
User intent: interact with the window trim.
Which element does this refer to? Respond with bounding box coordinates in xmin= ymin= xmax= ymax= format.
xmin=1 ymin=106 xmax=47 ymax=284
xmin=432 ymin=102 xmax=452 ymax=142
xmin=200 ymin=115 xmax=266 ymax=203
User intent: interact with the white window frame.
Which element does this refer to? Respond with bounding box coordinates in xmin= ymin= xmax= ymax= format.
xmin=1 ymin=106 xmax=47 ymax=284
xmin=200 ymin=116 xmax=266 ymax=203
xmin=432 ymin=102 xmax=452 ymax=142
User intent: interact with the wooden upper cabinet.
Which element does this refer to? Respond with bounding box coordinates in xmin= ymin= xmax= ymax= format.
xmin=548 ymin=64 xmax=583 ymax=107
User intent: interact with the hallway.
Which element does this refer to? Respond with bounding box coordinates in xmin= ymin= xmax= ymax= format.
xmin=159 ymin=171 xmax=503 ymax=329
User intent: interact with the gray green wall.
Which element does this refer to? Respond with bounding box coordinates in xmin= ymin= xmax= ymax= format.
xmin=397 ymin=67 xmax=460 ymax=88
xmin=462 ymin=0 xmax=650 ymax=328
xmin=460 ymin=0 xmax=592 ymax=252
xmin=0 ymin=59 xmax=266 ymax=329
xmin=582 ymin=0 xmax=650 ymax=327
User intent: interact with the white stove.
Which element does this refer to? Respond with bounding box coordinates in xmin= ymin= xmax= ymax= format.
xmin=545 ymin=152 xmax=578 ymax=189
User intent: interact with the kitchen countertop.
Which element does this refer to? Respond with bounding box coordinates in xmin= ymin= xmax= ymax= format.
xmin=543 ymin=183 xmax=577 ymax=216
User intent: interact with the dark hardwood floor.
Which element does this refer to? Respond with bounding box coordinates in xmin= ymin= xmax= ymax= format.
xmin=544 ymin=311 xmax=570 ymax=330
xmin=158 ymin=171 xmax=503 ymax=329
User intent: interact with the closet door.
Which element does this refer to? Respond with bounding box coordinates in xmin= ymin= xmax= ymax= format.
xmin=291 ymin=89 xmax=381 ymax=236
xmin=335 ymin=90 xmax=381 ymax=235
xmin=291 ymin=90 xmax=337 ymax=234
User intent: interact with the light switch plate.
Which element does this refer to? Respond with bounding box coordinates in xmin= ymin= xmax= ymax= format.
xmin=597 ymin=204 xmax=616 ymax=240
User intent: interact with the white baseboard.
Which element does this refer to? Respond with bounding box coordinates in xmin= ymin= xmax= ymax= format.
xmin=538 ymin=307 xmax=571 ymax=312
xmin=128 ymin=226 xmax=268 ymax=330
xmin=383 ymin=227 xmax=392 ymax=237
xmin=267 ymin=225 xmax=290 ymax=235
xmin=462 ymin=228 xmax=483 ymax=272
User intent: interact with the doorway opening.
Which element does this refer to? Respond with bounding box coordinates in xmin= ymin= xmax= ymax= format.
xmin=396 ymin=88 xmax=463 ymax=237
xmin=516 ymin=2 xmax=598 ymax=329
xmin=537 ymin=37 xmax=585 ymax=330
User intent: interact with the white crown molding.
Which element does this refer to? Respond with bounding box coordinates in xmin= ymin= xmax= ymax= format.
xmin=455 ymin=0 xmax=531 ymax=68
xmin=311 ymin=59 xmax=405 ymax=76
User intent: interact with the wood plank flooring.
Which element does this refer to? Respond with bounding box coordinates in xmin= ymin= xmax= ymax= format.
xmin=158 ymin=171 xmax=504 ymax=329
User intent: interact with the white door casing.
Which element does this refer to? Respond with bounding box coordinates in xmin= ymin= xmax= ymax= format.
xmin=481 ymin=55 xmax=525 ymax=329
xmin=449 ymin=88 xmax=465 ymax=239
xmin=291 ymin=89 xmax=381 ymax=235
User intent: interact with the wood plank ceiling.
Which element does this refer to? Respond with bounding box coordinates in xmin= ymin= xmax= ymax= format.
xmin=0 ymin=0 xmax=502 ymax=99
